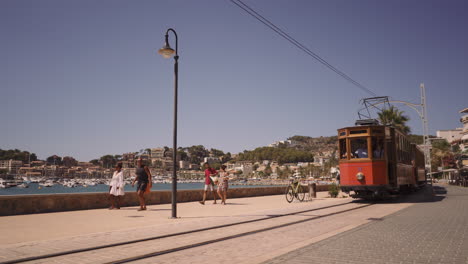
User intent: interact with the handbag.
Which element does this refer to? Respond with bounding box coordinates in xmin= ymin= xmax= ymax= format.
xmin=144 ymin=182 xmax=152 ymax=194
xmin=210 ymin=176 xmax=219 ymax=185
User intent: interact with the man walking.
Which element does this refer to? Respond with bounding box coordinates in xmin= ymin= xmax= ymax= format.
xmin=132 ymin=158 xmax=152 ymax=211
xmin=199 ymin=163 xmax=218 ymax=205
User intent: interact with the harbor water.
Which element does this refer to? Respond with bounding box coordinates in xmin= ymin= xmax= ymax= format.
xmin=0 ymin=182 xmax=279 ymax=196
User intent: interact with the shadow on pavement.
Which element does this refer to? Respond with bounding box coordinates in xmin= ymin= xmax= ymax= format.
xmin=180 ymin=215 xmax=234 ymax=219
xmin=119 ymin=208 xmax=171 ymax=211
xmin=432 ymin=186 xmax=447 ymax=194
xmin=348 ymin=186 xmax=447 ymax=204
xmin=388 ymin=186 xmax=446 ymax=204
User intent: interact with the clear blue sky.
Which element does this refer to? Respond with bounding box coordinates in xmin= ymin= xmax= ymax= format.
xmin=1 ymin=0 xmax=467 ymax=161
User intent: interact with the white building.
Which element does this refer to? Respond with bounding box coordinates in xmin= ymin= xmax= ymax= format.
xmin=150 ymin=148 xmax=165 ymax=159
xmin=179 ymin=160 xmax=190 ymax=170
xmin=0 ymin=159 xmax=23 ymax=174
xmin=297 ymin=162 xmax=312 ymax=167
xmin=226 ymin=162 xmax=253 ymax=176
xmin=460 ymin=108 xmax=468 ymax=151
xmin=203 ymin=157 xmax=221 ymax=164
xmin=436 ymin=128 xmax=463 ymax=144
xmin=268 ymin=139 xmax=302 ymax=148
xmin=314 ymin=156 xmax=330 ymax=166
xmin=189 ymin=164 xmax=200 ymax=170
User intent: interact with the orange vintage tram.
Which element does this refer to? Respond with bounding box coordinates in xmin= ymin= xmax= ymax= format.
xmin=338 ymin=122 xmax=425 ymax=199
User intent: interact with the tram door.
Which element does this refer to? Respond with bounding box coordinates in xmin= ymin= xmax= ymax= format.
xmin=386 ymin=127 xmax=397 ymax=188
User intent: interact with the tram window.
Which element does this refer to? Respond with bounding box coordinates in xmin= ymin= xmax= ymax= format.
xmin=350 ymin=138 xmax=368 ymax=159
xmin=339 ymin=131 xmax=346 ymax=136
xmin=372 ymin=137 xmax=384 ymax=159
xmin=350 ymin=130 xmax=367 ymax=135
xmin=339 ymin=139 xmax=347 ymax=159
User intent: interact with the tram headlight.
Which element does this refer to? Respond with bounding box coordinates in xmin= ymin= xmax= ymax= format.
xmin=356 ymin=172 xmax=365 ymax=181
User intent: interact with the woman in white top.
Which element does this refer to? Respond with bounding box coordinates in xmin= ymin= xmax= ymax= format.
xmin=109 ymin=163 xmax=125 ymax=209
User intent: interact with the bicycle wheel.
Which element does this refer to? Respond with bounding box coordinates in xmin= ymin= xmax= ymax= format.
xmin=297 ymin=184 xmax=305 ymax=202
xmin=285 ymin=186 xmax=294 ymax=203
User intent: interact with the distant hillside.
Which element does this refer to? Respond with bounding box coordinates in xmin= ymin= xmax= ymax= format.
xmin=288 ymin=134 xmax=425 ymax=155
xmin=288 ymin=135 xmax=338 ymax=155
xmin=236 ymin=147 xmax=314 ymax=164
xmin=0 ymin=149 xmax=38 ymax=163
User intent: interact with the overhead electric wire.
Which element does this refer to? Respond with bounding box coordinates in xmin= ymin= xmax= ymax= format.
xmin=229 ymin=0 xmax=378 ymax=97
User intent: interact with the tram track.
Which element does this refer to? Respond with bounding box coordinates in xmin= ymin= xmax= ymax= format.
xmin=1 ymin=201 xmax=373 ymax=264
xmin=107 ymin=202 xmax=374 ymax=264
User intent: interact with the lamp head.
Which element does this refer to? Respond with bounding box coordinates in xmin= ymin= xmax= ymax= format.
xmin=158 ymin=34 xmax=175 ymax=59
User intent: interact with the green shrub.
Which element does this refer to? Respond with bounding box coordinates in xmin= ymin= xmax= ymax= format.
xmin=328 ymin=183 xmax=339 ymax=198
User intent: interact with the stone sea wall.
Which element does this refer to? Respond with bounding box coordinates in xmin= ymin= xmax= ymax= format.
xmin=0 ymin=185 xmax=330 ymax=216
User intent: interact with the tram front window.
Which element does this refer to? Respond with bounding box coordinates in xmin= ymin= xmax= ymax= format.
xmin=350 ymin=138 xmax=368 ymax=159
xmin=372 ymin=137 xmax=384 ymax=159
xmin=339 ymin=139 xmax=347 ymax=159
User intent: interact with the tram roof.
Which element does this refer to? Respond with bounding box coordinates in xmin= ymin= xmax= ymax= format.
xmin=337 ymin=124 xmax=387 ymax=131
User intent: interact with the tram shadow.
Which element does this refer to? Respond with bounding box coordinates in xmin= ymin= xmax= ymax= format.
xmin=392 ymin=185 xmax=446 ymax=204
xmin=432 ymin=185 xmax=447 ymax=194
xmin=350 ymin=186 xmax=447 ymax=204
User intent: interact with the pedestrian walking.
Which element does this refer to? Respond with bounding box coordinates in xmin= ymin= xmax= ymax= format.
xmin=132 ymin=158 xmax=152 ymax=211
xmin=199 ymin=163 xmax=218 ymax=205
xmin=109 ymin=163 xmax=124 ymax=209
xmin=217 ymin=165 xmax=230 ymax=205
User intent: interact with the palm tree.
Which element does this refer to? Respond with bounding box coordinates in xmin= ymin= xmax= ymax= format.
xmin=377 ymin=106 xmax=411 ymax=134
xmin=145 ymin=148 xmax=152 ymax=156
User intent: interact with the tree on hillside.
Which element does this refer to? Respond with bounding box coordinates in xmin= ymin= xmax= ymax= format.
xmin=62 ymin=156 xmax=78 ymax=167
xmin=177 ymin=149 xmax=189 ymax=161
xmin=90 ymin=159 xmax=100 ymax=166
xmin=288 ymin=136 xmax=312 ymax=143
xmin=30 ymin=153 xmax=38 ymax=162
xmin=210 ymin=148 xmax=225 ymax=157
xmin=219 ymin=152 xmax=232 ymax=163
xmin=46 ymin=155 xmax=62 ymax=165
xmin=100 ymin=155 xmax=116 ymax=168
xmin=0 ymin=149 xmax=37 ymax=163
xmin=378 ymin=106 xmax=411 ymax=134
xmin=145 ymin=149 xmax=151 ymax=156
xmin=186 ymin=145 xmax=209 ymax=164
xmin=236 ymin=147 xmax=313 ymax=164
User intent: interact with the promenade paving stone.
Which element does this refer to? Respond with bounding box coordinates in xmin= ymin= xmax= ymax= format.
xmin=0 ymin=192 xmax=344 ymax=245
xmin=265 ymin=184 xmax=468 ymax=264
xmin=1 ymin=188 xmax=427 ymax=264
xmin=128 ymin=196 xmax=413 ymax=264
xmin=0 ymin=192 xmax=351 ymax=262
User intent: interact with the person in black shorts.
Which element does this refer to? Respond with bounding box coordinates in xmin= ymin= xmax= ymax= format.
xmin=132 ymin=158 xmax=152 ymax=211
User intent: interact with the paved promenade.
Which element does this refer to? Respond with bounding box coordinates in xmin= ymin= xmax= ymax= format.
xmin=0 ymin=189 xmax=417 ymax=264
xmin=267 ymin=184 xmax=468 ymax=264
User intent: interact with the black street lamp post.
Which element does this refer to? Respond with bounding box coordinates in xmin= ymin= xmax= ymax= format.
xmin=158 ymin=28 xmax=179 ymax=218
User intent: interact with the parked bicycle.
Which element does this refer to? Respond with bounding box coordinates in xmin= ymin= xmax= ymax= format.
xmin=285 ymin=177 xmax=305 ymax=203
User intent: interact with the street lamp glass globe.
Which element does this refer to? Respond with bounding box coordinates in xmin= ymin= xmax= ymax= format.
xmin=158 ymin=45 xmax=175 ymax=59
